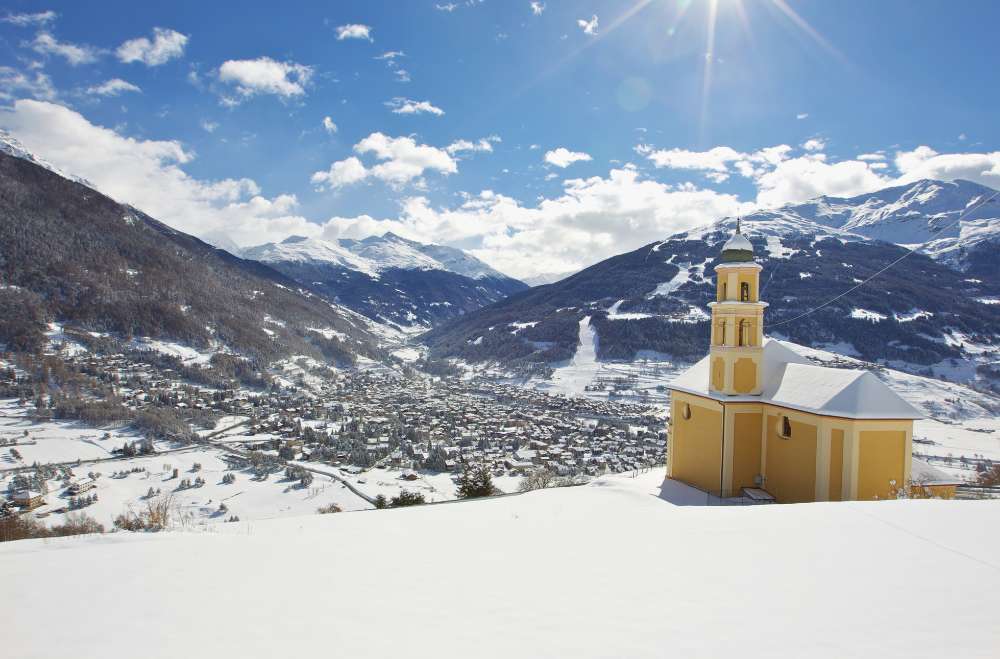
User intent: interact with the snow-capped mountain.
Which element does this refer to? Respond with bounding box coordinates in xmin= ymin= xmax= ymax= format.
xmin=749 ymin=178 xmax=1000 ymax=274
xmin=424 ymin=183 xmax=1000 ymax=392
xmin=244 ymin=234 xmax=527 ymax=329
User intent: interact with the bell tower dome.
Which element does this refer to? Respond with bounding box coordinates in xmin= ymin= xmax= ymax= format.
xmin=708 ymin=219 xmax=767 ymax=395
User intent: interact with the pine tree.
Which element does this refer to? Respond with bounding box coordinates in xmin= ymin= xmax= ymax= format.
xmin=456 ymin=461 xmax=495 ymax=499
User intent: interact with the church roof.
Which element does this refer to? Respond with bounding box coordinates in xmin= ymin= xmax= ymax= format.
xmin=669 ymin=339 xmax=923 ymax=420
xmin=721 ymin=231 xmax=753 ymax=253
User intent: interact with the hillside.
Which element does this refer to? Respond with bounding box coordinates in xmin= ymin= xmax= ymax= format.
xmin=0 ymin=150 xmax=384 ymax=367
xmin=424 ymin=183 xmax=1000 ymax=391
xmin=243 ymin=233 xmax=527 ymax=328
xmin=3 ymin=471 xmax=998 ymax=659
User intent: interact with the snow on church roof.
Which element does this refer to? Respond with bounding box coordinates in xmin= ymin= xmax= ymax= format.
xmin=721 ymin=231 xmax=753 ymax=253
xmin=669 ymin=339 xmax=923 ymax=420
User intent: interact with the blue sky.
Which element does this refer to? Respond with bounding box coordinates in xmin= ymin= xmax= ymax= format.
xmin=1 ymin=0 xmax=998 ymax=279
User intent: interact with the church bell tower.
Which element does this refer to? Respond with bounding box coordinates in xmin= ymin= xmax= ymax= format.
xmin=708 ymin=219 xmax=767 ymax=395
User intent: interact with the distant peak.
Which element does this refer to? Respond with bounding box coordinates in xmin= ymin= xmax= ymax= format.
xmin=381 ymin=231 xmax=403 ymax=240
xmin=281 ymin=235 xmax=311 ymax=244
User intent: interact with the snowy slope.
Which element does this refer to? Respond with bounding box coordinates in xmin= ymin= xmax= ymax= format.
xmin=246 ymin=232 xmax=512 ymax=281
xmin=3 ymin=470 xmax=999 ymax=659
xmin=748 ymin=178 xmax=1000 ymax=269
xmin=243 ymin=234 xmax=527 ymax=329
xmin=243 ymin=235 xmax=377 ymax=275
xmin=0 ymin=130 xmax=95 ymax=189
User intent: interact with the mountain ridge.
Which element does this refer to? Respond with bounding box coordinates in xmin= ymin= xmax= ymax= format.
xmin=423 ymin=179 xmax=1000 ymax=391
xmin=244 ymin=233 xmax=528 ymax=329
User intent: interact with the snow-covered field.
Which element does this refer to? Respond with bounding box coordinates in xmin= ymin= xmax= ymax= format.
xmin=3 ymin=470 xmax=998 ymax=659
xmin=2 ymin=446 xmax=371 ymax=528
xmin=0 ymin=399 xmax=153 ymax=466
xmin=319 ymin=465 xmax=522 ymax=502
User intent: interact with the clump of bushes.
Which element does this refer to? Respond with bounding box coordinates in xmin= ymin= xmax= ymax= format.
xmin=113 ymin=495 xmax=173 ymax=531
xmin=0 ymin=512 xmax=104 ymax=543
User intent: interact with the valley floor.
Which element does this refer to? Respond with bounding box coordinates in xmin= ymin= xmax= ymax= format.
xmin=3 ymin=471 xmax=999 ymax=659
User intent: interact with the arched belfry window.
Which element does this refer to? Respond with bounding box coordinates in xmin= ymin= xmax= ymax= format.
xmin=781 ymin=416 xmax=792 ymax=438
xmin=721 ymin=282 xmax=727 ymax=301
xmin=741 ymin=282 xmax=750 ymax=302
xmin=738 ymin=320 xmax=751 ymax=347
xmin=716 ymin=321 xmax=727 ymax=346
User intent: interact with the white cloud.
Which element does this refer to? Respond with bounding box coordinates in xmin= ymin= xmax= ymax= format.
xmin=311 ymin=132 xmax=458 ymax=190
xmin=317 ymin=167 xmax=746 ymax=279
xmin=375 ymin=51 xmax=404 ymax=65
xmin=218 ymin=57 xmax=313 ymax=100
xmin=446 ymin=135 xmax=500 ymax=155
xmin=435 ymin=3 xmax=459 ymax=11
xmin=0 ymin=99 xmax=317 ymax=248
xmin=200 ymin=119 xmax=219 ymax=133
xmin=0 ymin=66 xmax=56 ymax=101
xmin=85 ymin=78 xmax=141 ymax=97
xmin=393 ymin=69 xmax=411 ymax=83
xmin=637 ymin=145 xmax=742 ymax=175
xmin=116 ymin=28 xmax=188 ymax=66
xmin=755 ymin=154 xmax=888 ymax=206
xmin=29 ymin=32 xmax=99 ymax=66
xmin=2 ymin=11 xmax=56 ymax=26
xmin=386 ymin=97 xmax=444 ymax=116
xmin=639 ymin=141 xmax=887 ymax=206
xmin=577 ymin=15 xmax=598 ymax=35
xmin=796 ymin=113 xmax=809 ymax=120
xmin=530 ymin=2 xmax=546 ymax=16
xmin=856 ymin=152 xmax=885 ymax=161
xmin=311 ymin=156 xmax=368 ymax=189
xmin=357 ymin=132 xmax=457 ymax=185
xmin=802 ymin=138 xmax=825 ymax=152
xmin=335 ymin=24 xmax=373 ymax=41
xmin=322 ymin=116 xmax=338 ymax=134
xmin=894 ymin=145 xmax=1000 ymax=188
xmin=545 ymin=147 xmax=592 ymax=168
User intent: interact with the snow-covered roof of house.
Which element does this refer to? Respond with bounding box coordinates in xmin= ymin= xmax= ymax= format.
xmin=669 ymin=339 xmax=923 ymax=420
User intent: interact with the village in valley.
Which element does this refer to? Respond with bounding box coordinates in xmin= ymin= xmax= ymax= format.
xmin=0 ymin=339 xmax=666 ymax=529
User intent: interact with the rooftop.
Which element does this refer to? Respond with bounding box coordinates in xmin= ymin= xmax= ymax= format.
xmin=670 ymin=339 xmax=924 ymax=420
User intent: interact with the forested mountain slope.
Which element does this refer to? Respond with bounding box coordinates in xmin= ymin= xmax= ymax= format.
xmin=0 ymin=151 xmax=383 ymax=366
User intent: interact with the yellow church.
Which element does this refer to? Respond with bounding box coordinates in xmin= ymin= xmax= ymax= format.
xmin=666 ymin=223 xmax=923 ymax=503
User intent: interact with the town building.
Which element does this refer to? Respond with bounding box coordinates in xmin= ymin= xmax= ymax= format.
xmin=666 ymin=222 xmax=923 ymax=502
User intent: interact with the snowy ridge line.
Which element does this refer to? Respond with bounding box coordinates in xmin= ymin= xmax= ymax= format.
xmin=244 ymin=233 xmax=515 ymax=282
xmin=765 ymin=187 xmax=1000 ymax=329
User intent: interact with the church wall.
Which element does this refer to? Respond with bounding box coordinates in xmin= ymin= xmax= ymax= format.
xmin=829 ymin=429 xmax=844 ymax=501
xmin=669 ymin=395 xmax=724 ymax=495
xmin=764 ymin=412 xmax=818 ymax=503
xmin=731 ymin=409 xmax=762 ymax=494
xmin=858 ymin=429 xmax=906 ymax=500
